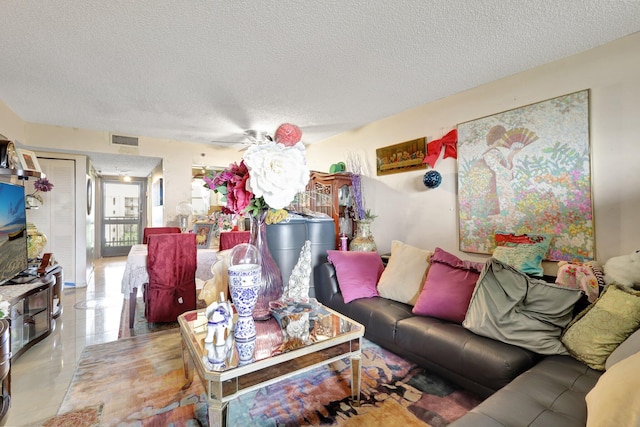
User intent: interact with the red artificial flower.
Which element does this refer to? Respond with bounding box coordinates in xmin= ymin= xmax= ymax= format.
xmin=226 ymin=170 xmax=253 ymax=213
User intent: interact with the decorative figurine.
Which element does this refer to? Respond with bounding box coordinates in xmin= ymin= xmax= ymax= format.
xmin=203 ymin=336 xmax=233 ymax=371
xmin=282 ymin=240 xmax=312 ymax=302
xmin=204 ymin=292 xmax=234 ymax=345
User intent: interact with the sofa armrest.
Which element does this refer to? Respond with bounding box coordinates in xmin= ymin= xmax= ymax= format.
xmin=316 ymin=262 xmax=341 ymax=306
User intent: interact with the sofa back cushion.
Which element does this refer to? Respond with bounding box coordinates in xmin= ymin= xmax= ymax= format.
xmin=376 ymin=240 xmax=433 ymax=305
xmin=326 ymin=250 xmax=384 ymax=303
xmin=605 ymin=328 xmax=640 ymax=370
xmin=412 ymin=248 xmax=485 ymax=323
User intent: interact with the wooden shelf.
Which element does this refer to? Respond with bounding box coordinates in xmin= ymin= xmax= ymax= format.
xmin=0 ymin=168 xmax=42 ymax=179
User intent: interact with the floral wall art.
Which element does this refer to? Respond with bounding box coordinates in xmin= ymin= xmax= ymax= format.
xmin=456 ymin=90 xmax=593 ymax=261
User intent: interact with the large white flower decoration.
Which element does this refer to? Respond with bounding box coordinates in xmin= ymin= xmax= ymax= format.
xmin=243 ymin=141 xmax=310 ymax=210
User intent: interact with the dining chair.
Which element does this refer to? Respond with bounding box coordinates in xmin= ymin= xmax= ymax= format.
xmin=219 ymin=230 xmax=251 ymax=250
xmin=142 ymin=226 xmax=181 ymax=244
xmin=143 ymin=233 xmax=197 ymax=323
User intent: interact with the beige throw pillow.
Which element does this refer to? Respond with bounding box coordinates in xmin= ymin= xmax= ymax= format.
xmin=377 ymin=240 xmax=433 ymax=305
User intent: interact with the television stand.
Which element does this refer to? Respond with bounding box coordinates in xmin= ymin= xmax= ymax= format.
xmin=0 ymin=275 xmax=54 ymax=362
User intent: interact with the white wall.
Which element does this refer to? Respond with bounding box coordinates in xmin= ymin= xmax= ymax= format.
xmin=21 ymin=124 xmax=241 ymax=228
xmin=306 ymin=32 xmax=640 ymax=268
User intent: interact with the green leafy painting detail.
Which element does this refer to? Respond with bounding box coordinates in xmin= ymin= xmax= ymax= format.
xmin=457 ymin=90 xmax=593 ymax=261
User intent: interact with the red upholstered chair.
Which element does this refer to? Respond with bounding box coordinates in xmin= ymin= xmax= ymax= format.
xmin=142 ymin=226 xmax=181 ymax=244
xmin=219 ymin=231 xmax=251 ymax=250
xmin=143 ymin=233 xmax=197 ymax=323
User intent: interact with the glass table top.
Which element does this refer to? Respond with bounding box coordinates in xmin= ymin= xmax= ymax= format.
xmin=179 ymin=304 xmax=364 ymax=374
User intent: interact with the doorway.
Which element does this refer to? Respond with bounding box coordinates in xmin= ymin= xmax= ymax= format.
xmin=100 ymin=178 xmax=146 ymax=257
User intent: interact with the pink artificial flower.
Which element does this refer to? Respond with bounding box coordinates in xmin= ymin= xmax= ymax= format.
xmin=207 ymin=161 xmax=254 ymax=215
xmin=274 ymin=123 xmax=302 ymax=147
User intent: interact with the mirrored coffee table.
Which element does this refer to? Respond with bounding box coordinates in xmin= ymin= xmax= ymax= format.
xmin=178 ymin=304 xmax=364 ymax=427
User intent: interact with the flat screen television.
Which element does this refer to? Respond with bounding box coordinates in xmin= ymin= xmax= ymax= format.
xmin=0 ymin=181 xmax=28 ymax=285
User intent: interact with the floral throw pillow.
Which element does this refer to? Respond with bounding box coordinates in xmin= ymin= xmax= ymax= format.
xmin=492 ymin=232 xmax=553 ymax=277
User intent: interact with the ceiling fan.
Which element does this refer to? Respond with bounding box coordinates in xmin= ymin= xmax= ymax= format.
xmin=209 ymin=129 xmax=274 ymax=148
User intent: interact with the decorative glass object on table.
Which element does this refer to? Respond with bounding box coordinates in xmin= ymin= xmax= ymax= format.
xmin=176 ymin=201 xmax=193 ymax=232
xmin=247 ymin=214 xmax=284 ymax=320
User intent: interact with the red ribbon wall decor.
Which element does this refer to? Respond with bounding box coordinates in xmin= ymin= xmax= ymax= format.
xmin=422 ymin=129 xmax=458 ymax=168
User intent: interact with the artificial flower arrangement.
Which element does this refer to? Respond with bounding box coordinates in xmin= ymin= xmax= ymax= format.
xmin=204 ymin=123 xmax=310 ymax=224
xmin=349 ymin=173 xmax=376 ymax=221
xmin=29 ymin=177 xmax=54 ymax=204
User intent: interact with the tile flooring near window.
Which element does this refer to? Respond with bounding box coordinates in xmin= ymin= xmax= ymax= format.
xmin=6 ymin=257 xmax=127 ymax=426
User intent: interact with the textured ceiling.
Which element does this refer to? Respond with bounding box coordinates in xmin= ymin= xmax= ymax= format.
xmin=1 ymin=1 xmax=639 ymax=176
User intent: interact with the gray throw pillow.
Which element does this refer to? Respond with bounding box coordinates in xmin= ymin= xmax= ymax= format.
xmin=463 ymin=258 xmax=583 ymax=355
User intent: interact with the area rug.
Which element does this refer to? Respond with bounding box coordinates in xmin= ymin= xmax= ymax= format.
xmin=118 ymin=296 xmax=179 ymax=338
xmin=31 ymin=405 xmax=103 ymax=427
xmin=50 ymin=329 xmax=482 ymax=426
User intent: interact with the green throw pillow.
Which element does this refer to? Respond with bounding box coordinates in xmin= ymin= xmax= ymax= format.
xmin=561 ymin=284 xmax=640 ymax=370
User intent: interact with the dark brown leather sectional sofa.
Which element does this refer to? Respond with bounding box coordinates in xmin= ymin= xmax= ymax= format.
xmin=316 ymin=262 xmax=601 ymax=427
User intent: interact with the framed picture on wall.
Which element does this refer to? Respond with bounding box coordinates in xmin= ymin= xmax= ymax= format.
xmin=456 ymin=89 xmax=593 ymax=261
xmin=194 ymin=223 xmax=214 ymax=249
xmin=375 ymin=137 xmax=427 ymax=175
xmin=16 ymin=148 xmax=42 ymax=173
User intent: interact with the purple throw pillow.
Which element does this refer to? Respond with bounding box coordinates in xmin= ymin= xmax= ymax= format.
xmin=327 ymin=250 xmax=384 ymax=303
xmin=412 ymin=247 xmax=485 ymax=323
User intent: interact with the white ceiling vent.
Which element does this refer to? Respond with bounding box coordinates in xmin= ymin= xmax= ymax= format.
xmin=111 ymin=134 xmax=139 ymax=147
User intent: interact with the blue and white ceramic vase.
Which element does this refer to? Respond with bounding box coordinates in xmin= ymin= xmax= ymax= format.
xmin=228 ymin=243 xmax=261 ymax=341
xmin=233 ymin=316 xmax=257 ymax=342
xmin=236 ymin=337 xmax=256 ymax=365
